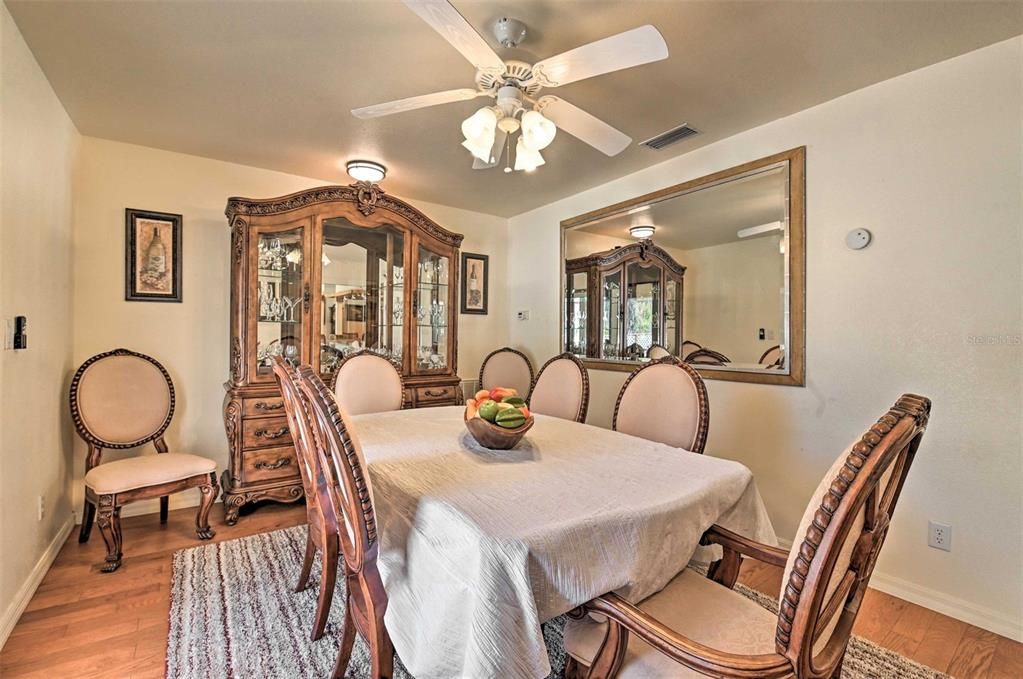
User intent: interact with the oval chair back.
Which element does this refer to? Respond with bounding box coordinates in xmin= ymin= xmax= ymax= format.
xmin=613 ymin=357 xmax=709 ymax=453
xmin=528 ymin=352 xmax=590 ymax=423
xmin=759 ymin=344 xmax=784 ymax=369
xmin=479 ymin=347 xmax=534 ymax=398
xmin=332 ymin=349 xmax=404 ymax=415
xmin=646 ymin=344 xmax=671 ymax=360
xmin=684 ymin=347 xmax=730 ymax=366
xmin=777 ymin=394 xmax=931 ymax=676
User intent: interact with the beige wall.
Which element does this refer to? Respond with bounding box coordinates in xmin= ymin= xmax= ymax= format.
xmin=508 ymin=38 xmax=1023 ymax=638
xmin=72 ymin=137 xmax=508 ymax=518
xmin=0 ymin=3 xmax=78 ymax=645
xmin=680 ymin=235 xmax=785 ymax=362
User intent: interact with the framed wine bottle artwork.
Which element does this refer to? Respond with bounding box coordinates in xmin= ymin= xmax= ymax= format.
xmin=125 ymin=208 xmax=182 ymax=302
xmin=460 ymin=252 xmax=488 ymax=315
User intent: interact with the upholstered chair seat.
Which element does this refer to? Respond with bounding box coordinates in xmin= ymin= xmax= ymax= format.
xmin=479 ymin=347 xmax=534 ymax=398
xmin=332 ymin=350 xmax=404 ymax=415
xmin=563 ymin=569 xmax=780 ymax=679
xmin=84 ymin=453 xmax=216 ymax=494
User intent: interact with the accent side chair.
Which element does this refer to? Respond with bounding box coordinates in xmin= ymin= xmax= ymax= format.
xmin=71 ymin=348 xmax=218 ymax=573
xmin=528 ymin=352 xmax=590 ymax=423
xmin=331 ymin=349 xmax=404 ymax=415
xmin=613 ymin=357 xmax=709 ymax=453
xmin=478 ymin=346 xmax=534 ymax=399
xmin=562 ymin=394 xmax=931 ymax=679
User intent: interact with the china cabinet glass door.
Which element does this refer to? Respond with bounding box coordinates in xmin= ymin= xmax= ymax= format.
xmin=665 ymin=278 xmax=680 ymax=355
xmin=255 ymin=226 xmax=307 ymax=378
xmin=625 ymin=262 xmax=661 ymax=358
xmin=566 ymin=271 xmax=588 ymax=354
xmin=601 ymin=269 xmax=622 ymax=359
xmin=414 ymin=244 xmax=451 ymax=373
xmin=319 ymin=218 xmax=405 ymax=374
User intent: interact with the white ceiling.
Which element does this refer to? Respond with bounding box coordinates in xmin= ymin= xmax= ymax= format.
xmin=575 ymin=166 xmax=786 ymax=251
xmin=6 ymin=1 xmax=1021 ymax=217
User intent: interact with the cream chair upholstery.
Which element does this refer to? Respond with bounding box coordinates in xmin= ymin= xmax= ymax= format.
xmin=528 ymin=353 xmax=589 ymax=423
xmin=332 ymin=350 xmax=404 ymax=415
xmin=562 ymin=394 xmax=932 ymax=679
xmin=613 ymin=358 xmax=709 ymax=453
xmin=645 ymin=344 xmax=671 ymax=360
xmin=479 ymin=347 xmax=534 ymax=398
xmin=71 ymin=349 xmax=218 ymax=573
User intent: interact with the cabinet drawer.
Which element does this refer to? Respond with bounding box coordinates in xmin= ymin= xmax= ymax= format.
xmin=415 ymin=385 xmax=458 ymax=404
xmin=242 ymin=396 xmax=286 ymax=418
xmin=241 ymin=416 xmax=293 ymax=449
xmin=242 ymin=445 xmax=299 ymax=483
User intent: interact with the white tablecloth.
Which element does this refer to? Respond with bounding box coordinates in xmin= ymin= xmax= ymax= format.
xmin=352 ymin=406 xmax=776 ymax=679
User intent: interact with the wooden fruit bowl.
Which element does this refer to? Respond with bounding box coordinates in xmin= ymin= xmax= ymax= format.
xmin=464 ymin=409 xmax=535 ymax=450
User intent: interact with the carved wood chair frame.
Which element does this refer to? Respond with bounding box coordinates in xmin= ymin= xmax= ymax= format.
xmin=478 ymin=346 xmax=535 ymax=398
xmin=683 ymin=347 xmax=731 ymax=366
xmin=529 ymin=352 xmax=591 ymax=423
xmin=272 ymin=357 xmax=340 ymax=641
xmin=611 ymin=356 xmax=710 ymax=454
xmin=70 ymin=348 xmax=217 ymax=572
xmin=569 ymin=393 xmax=931 ymax=679
xmin=295 ymin=365 xmax=394 ymax=678
xmin=329 ymin=348 xmax=406 ymax=410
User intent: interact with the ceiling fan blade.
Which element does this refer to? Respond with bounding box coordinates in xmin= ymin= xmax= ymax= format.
xmin=472 ymin=129 xmax=507 ymax=169
xmin=531 ymin=25 xmax=668 ymax=88
xmin=538 ymin=96 xmax=631 ymax=156
xmin=351 ymin=88 xmax=481 ymax=119
xmin=402 ymin=0 xmax=506 ymax=74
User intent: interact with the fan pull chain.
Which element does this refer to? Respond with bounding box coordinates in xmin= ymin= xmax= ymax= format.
xmin=503 ymin=134 xmax=513 ymax=173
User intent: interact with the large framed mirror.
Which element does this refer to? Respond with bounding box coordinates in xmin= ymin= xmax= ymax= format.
xmin=561 ymin=147 xmax=805 ymax=386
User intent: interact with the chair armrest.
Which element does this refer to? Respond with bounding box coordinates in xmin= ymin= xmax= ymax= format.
xmin=584 ymin=592 xmax=792 ymax=679
xmin=701 ymin=525 xmax=789 ymax=568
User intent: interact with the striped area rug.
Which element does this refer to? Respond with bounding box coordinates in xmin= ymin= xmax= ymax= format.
xmin=167 ymin=525 xmax=949 ymax=679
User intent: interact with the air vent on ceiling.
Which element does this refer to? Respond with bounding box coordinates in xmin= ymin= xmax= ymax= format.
xmin=640 ymin=124 xmax=699 ymax=150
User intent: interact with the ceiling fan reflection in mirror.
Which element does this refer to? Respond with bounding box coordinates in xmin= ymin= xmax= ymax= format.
xmin=351 ymin=0 xmax=669 ymax=173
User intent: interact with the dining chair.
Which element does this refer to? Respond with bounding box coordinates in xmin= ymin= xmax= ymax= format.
xmin=645 ymin=344 xmax=671 ymax=360
xmin=71 ymin=348 xmax=218 ymax=572
xmin=296 ymin=365 xmax=394 ymax=679
xmin=684 ymin=347 xmax=731 ymax=366
xmin=760 ymin=344 xmax=785 ymax=369
xmin=331 ymin=349 xmax=404 ymax=415
xmin=529 ymin=352 xmax=590 ymax=423
xmin=562 ymin=394 xmax=932 ymax=679
xmin=613 ymin=357 xmax=709 ymax=453
xmin=272 ymin=358 xmax=339 ymax=641
xmin=680 ymin=340 xmax=702 ymax=356
xmin=479 ymin=346 xmax=534 ymax=398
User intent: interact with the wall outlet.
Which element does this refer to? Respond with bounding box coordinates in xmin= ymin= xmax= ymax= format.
xmin=37 ymin=495 xmax=45 ymax=522
xmin=928 ymin=521 xmax=951 ymax=551
xmin=516 ymin=310 xmax=530 ymax=321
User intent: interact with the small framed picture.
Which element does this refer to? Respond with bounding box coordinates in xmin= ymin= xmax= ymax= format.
xmin=125 ymin=208 xmax=182 ymax=302
xmin=460 ymin=252 xmax=488 ymax=315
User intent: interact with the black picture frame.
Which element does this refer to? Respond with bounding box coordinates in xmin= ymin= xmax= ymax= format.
xmin=125 ymin=208 xmax=182 ymax=302
xmin=460 ymin=252 xmax=489 ymax=315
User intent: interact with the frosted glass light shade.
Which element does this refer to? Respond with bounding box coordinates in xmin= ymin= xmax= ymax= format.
xmin=461 ymin=107 xmax=498 ymax=162
xmin=520 ymin=110 xmax=557 ymax=151
xmin=514 ymin=137 xmax=545 ymax=172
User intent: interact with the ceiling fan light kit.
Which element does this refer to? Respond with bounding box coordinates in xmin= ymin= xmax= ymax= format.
xmin=352 ymin=1 xmax=669 ymax=174
xmin=346 ymin=159 xmax=387 ymax=183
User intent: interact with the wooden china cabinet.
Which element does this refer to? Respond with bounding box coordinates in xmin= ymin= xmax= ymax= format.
xmin=565 ymin=239 xmax=685 ymax=360
xmin=221 ymin=183 xmax=463 ymax=523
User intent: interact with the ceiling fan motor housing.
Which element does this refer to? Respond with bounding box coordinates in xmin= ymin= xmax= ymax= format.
xmin=496 ymin=85 xmax=524 ymax=116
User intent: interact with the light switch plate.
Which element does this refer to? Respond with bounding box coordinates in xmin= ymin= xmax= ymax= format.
xmin=516 ymin=310 xmax=530 ymax=321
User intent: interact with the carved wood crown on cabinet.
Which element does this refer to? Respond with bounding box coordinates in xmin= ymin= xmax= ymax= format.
xmin=221 ymin=182 xmax=465 ymax=524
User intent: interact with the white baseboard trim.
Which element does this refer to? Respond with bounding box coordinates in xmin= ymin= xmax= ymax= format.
xmin=0 ymin=515 xmax=74 ymax=651
xmin=773 ymin=537 xmax=1021 ymax=642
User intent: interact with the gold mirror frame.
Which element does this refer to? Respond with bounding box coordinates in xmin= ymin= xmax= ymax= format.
xmin=560 ymin=146 xmax=805 ymax=387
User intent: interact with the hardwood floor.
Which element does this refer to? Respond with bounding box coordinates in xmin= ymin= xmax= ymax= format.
xmin=1 ymin=504 xmax=1020 ymax=678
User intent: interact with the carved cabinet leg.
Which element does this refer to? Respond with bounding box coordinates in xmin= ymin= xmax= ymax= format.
xmin=96 ymin=496 xmax=123 ymax=573
xmin=196 ymin=472 xmax=218 ymax=540
xmin=79 ymin=499 xmax=96 ymax=543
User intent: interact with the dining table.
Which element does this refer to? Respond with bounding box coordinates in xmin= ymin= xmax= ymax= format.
xmin=351 ymin=405 xmax=777 ymax=679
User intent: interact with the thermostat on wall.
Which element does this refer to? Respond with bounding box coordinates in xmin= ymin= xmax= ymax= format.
xmin=846 ymin=228 xmax=872 ymax=250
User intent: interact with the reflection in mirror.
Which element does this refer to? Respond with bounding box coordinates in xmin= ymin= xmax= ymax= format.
xmin=561 ymin=148 xmax=804 ymax=385
xmin=320 ymin=217 xmax=404 ymax=373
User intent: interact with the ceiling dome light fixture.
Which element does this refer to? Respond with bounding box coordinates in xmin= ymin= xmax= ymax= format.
xmin=461 ymin=107 xmax=498 ymax=162
xmin=346 ymin=160 xmax=387 ymax=183
xmin=630 ymin=225 xmax=655 ymax=239
xmin=520 ymin=110 xmax=557 ymax=151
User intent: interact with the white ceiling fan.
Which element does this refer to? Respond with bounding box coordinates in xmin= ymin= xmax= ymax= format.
xmin=351 ymin=0 xmax=669 ymax=173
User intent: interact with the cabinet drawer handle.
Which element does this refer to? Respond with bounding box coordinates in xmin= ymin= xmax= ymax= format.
xmin=423 ymin=389 xmax=448 ymax=397
xmin=254 ymin=426 xmax=289 ymax=439
xmin=255 ymin=457 xmax=291 ymax=470
xmin=254 ymin=401 xmax=284 ymax=411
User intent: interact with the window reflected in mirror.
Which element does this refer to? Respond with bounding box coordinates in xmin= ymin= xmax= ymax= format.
xmin=561 ymin=148 xmax=804 ymax=385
